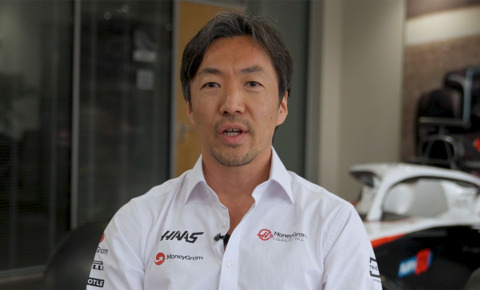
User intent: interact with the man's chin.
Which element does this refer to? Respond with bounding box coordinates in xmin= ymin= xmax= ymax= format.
xmin=210 ymin=150 xmax=256 ymax=167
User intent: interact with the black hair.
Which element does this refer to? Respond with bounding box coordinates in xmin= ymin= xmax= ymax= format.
xmin=180 ymin=11 xmax=293 ymax=104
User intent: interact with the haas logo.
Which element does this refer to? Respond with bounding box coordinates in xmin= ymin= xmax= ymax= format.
xmin=258 ymin=229 xmax=273 ymax=241
xmin=161 ymin=231 xmax=204 ymax=243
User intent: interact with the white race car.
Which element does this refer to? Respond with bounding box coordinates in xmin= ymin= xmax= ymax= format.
xmin=351 ymin=163 xmax=480 ymax=289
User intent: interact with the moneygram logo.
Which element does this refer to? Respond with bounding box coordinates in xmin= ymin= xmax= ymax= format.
xmin=96 ymin=247 xmax=108 ymax=255
xmin=257 ymin=229 xmax=273 ymax=241
xmin=154 ymin=252 xmax=166 ymax=265
xmin=257 ymin=228 xmax=307 ymax=242
xmin=154 ymin=252 xmax=203 ymax=266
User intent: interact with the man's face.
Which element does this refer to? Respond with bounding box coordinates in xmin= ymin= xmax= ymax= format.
xmin=187 ymin=35 xmax=288 ymax=167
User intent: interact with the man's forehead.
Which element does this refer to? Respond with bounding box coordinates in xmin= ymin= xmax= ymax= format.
xmin=195 ymin=36 xmax=274 ymax=75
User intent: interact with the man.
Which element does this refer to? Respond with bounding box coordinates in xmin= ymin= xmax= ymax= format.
xmin=87 ymin=11 xmax=382 ymax=289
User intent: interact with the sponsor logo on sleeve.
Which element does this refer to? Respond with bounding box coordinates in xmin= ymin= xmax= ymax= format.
xmin=96 ymin=247 xmax=108 ymax=255
xmin=92 ymin=260 xmax=104 ymax=271
xmin=369 ymin=257 xmax=380 ymax=278
xmin=153 ymin=251 xmax=204 ymax=266
xmin=369 ymin=257 xmax=382 ymax=283
xmin=160 ymin=230 xmax=204 ymax=243
xmin=87 ymin=277 xmax=105 ymax=288
xmin=398 ymin=248 xmax=433 ymax=278
xmin=257 ymin=228 xmax=307 ymax=242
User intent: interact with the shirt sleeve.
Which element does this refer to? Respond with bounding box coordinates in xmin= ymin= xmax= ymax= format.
xmin=322 ymin=204 xmax=383 ymax=290
xmin=87 ymin=201 xmax=146 ymax=290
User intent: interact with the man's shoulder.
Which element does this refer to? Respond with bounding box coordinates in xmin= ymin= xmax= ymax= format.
xmin=287 ymin=171 xmax=354 ymax=210
xmin=129 ymin=170 xmax=191 ymax=207
xmin=109 ymin=171 xmax=192 ymax=227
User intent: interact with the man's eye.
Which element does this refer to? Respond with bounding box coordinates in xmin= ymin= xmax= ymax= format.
xmin=203 ymin=82 xmax=219 ymax=88
xmin=246 ymin=81 xmax=261 ymax=87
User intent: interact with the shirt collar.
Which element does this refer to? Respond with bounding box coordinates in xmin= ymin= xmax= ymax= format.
xmin=267 ymin=148 xmax=294 ymax=204
xmin=184 ymin=156 xmax=208 ymax=204
xmin=184 ymin=147 xmax=294 ymax=204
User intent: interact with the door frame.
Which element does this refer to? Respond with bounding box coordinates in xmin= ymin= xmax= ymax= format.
xmin=169 ymin=0 xmax=245 ymax=178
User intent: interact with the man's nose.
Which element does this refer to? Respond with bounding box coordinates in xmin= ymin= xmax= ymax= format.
xmin=219 ymin=85 xmax=245 ymax=115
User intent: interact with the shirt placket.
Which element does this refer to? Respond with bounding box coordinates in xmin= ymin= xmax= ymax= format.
xmin=217 ymin=184 xmax=265 ymax=290
xmin=208 ymin=189 xmax=234 ymax=289
xmin=218 ymin=222 xmax=241 ymax=290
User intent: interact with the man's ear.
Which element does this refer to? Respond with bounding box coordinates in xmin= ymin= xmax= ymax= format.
xmin=276 ymin=92 xmax=288 ymax=126
xmin=187 ymin=101 xmax=195 ymax=125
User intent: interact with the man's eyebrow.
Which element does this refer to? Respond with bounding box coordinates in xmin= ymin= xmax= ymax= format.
xmin=241 ymin=65 xmax=264 ymax=74
xmin=197 ymin=65 xmax=265 ymax=76
xmin=197 ymin=67 xmax=221 ymax=76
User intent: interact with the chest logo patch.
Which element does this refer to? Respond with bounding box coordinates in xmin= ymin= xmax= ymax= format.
xmin=257 ymin=228 xmax=307 ymax=242
xmin=153 ymin=251 xmax=204 ymax=266
xmin=161 ymin=230 xmax=204 ymax=243
xmin=258 ymin=229 xmax=273 ymax=241
xmin=154 ymin=252 xmax=166 ymax=265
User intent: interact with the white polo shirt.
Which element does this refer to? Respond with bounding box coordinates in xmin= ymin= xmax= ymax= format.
xmin=87 ymin=149 xmax=382 ymax=289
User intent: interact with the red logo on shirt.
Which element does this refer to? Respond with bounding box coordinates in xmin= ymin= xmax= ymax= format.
xmin=154 ymin=252 xmax=166 ymax=265
xmin=257 ymin=229 xmax=273 ymax=241
xmin=99 ymin=233 xmax=105 ymax=243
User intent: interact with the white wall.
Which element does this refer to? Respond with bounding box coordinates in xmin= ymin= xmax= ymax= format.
xmin=316 ymin=0 xmax=405 ymax=200
xmin=406 ymin=5 xmax=480 ymax=45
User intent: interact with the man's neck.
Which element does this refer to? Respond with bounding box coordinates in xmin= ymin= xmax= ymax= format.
xmin=202 ymin=150 xmax=272 ymax=199
xmin=202 ymin=150 xmax=272 ymax=235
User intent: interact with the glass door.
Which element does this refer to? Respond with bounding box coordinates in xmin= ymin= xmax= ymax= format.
xmin=0 ymin=0 xmax=172 ymax=275
xmin=76 ymin=0 xmax=172 ymax=225
xmin=0 ymin=0 xmax=73 ymax=272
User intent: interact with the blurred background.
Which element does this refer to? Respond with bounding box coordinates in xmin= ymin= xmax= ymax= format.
xmin=0 ymin=0 xmax=479 ymax=288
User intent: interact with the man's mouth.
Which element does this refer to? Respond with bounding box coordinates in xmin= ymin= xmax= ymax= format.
xmin=224 ymin=128 xmax=242 ymax=136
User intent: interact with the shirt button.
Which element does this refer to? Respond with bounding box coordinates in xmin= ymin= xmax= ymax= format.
xmin=221 ymin=221 xmax=228 ymax=228
xmin=226 ymin=261 xmax=232 ymax=268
